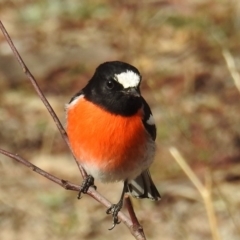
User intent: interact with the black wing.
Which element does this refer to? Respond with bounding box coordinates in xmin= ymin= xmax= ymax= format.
xmin=126 ymin=99 xmax=160 ymax=200
xmin=141 ymin=97 xmax=156 ymax=141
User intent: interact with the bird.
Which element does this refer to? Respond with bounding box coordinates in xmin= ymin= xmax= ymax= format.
xmin=66 ymin=61 xmax=160 ymax=229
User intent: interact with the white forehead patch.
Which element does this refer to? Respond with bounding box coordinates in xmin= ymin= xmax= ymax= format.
xmin=115 ymin=70 xmax=140 ymax=89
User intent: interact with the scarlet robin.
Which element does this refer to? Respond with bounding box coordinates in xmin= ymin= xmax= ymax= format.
xmin=66 ymin=61 xmax=160 ymax=229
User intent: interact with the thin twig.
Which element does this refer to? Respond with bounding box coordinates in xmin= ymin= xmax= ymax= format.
xmin=125 ymin=196 xmax=145 ymax=240
xmin=169 ymin=147 xmax=221 ymax=240
xmin=0 ymin=20 xmax=86 ymax=178
xmin=0 ymin=148 xmax=80 ymax=191
xmin=0 ymin=147 xmax=145 ymax=239
xmin=0 ymin=20 xmax=145 ymax=240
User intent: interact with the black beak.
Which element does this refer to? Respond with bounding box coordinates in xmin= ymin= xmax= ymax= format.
xmin=125 ymin=87 xmax=140 ymax=97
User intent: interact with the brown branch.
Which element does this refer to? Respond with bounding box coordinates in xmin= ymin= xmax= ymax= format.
xmin=0 ymin=20 xmax=86 ymax=178
xmin=0 ymin=148 xmax=79 ymax=191
xmin=0 ymin=20 xmax=146 ymax=240
xmin=0 ymin=148 xmax=145 ymax=239
xmin=125 ymin=196 xmax=146 ymax=239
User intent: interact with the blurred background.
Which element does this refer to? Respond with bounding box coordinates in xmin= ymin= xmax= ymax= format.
xmin=1 ymin=0 xmax=240 ymax=239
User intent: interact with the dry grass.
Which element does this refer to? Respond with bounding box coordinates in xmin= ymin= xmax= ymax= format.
xmin=1 ymin=0 xmax=240 ymax=239
xmin=169 ymin=147 xmax=220 ymax=240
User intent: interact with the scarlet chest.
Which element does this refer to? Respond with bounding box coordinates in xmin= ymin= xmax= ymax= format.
xmin=66 ymin=97 xmax=147 ymax=171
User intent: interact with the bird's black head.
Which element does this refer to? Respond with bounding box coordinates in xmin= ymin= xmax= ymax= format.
xmin=83 ymin=61 xmax=143 ymax=116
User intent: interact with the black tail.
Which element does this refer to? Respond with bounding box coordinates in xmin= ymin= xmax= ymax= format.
xmin=126 ymin=170 xmax=161 ymax=200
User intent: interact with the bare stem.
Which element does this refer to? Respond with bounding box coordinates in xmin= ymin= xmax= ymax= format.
xmin=0 ymin=20 xmax=145 ymax=240
xmin=0 ymin=20 xmax=86 ymax=177
xmin=125 ymin=196 xmax=146 ymax=240
xmin=0 ymin=147 xmax=145 ymax=239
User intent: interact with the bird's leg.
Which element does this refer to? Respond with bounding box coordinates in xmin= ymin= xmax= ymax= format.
xmin=78 ymin=175 xmax=96 ymax=199
xmin=106 ymin=180 xmax=128 ymax=230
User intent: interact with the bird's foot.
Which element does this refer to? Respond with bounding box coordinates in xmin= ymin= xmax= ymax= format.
xmin=106 ymin=200 xmax=123 ymax=230
xmin=78 ymin=175 xmax=96 ymax=199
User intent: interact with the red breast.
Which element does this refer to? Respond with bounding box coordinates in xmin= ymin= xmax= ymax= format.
xmin=66 ymin=97 xmax=147 ymax=173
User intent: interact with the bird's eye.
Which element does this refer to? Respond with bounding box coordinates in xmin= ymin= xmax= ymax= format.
xmin=106 ymin=80 xmax=115 ymax=89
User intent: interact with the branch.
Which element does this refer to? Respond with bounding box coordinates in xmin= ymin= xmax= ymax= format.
xmin=0 ymin=147 xmax=145 ymax=239
xmin=0 ymin=20 xmax=146 ymax=240
xmin=125 ymin=196 xmax=145 ymax=239
xmin=0 ymin=20 xmax=86 ymax=177
xmin=0 ymin=148 xmax=79 ymax=191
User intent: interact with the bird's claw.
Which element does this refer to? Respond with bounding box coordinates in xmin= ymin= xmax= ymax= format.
xmin=106 ymin=202 xmax=122 ymax=230
xmin=78 ymin=175 xmax=95 ymax=199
